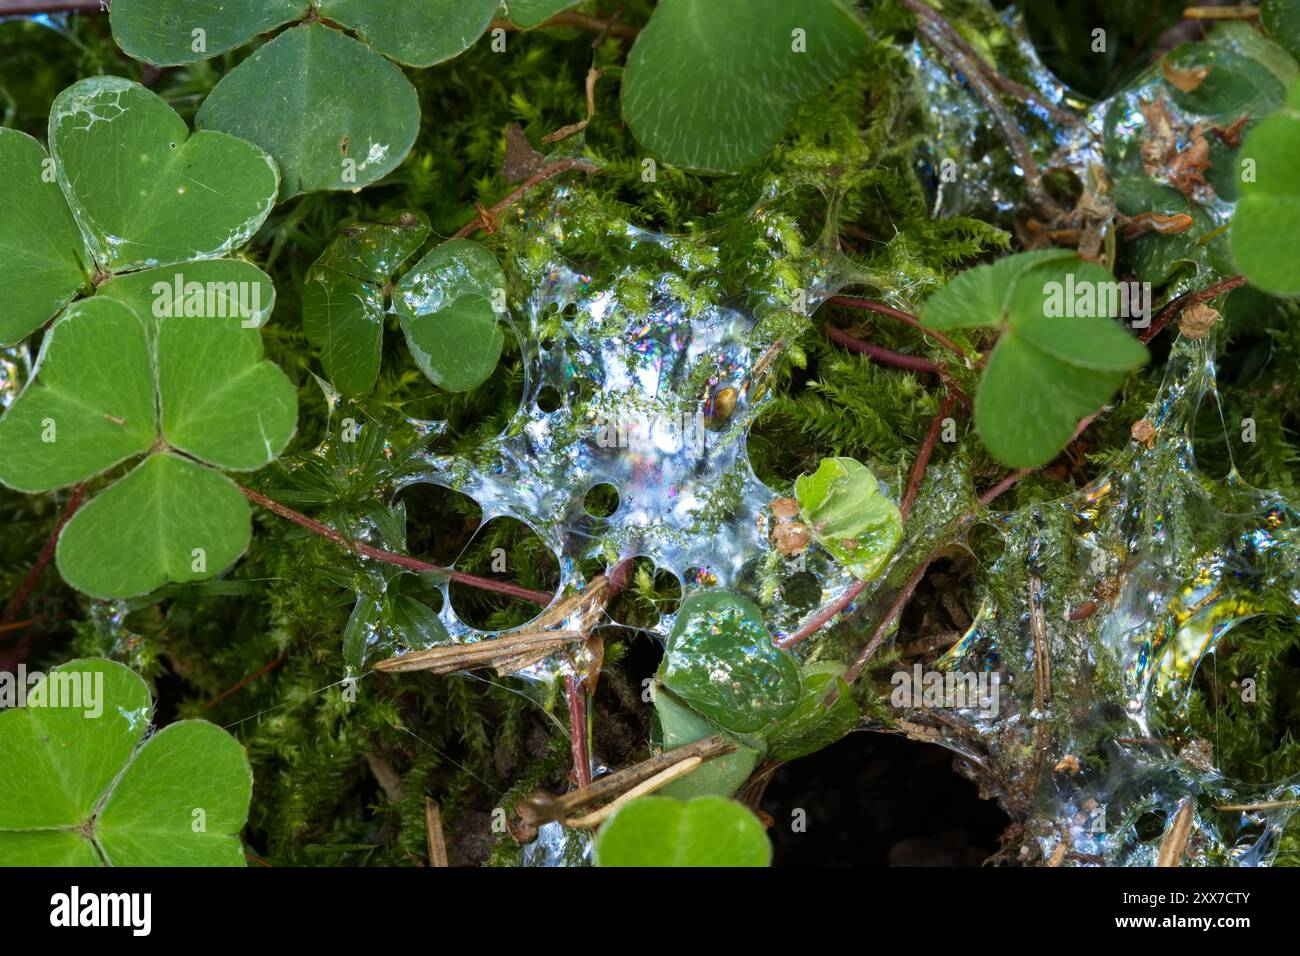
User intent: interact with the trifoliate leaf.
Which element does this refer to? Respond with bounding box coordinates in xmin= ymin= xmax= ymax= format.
xmin=0 ymin=658 xmax=252 ymax=867
xmin=50 ymin=76 xmax=279 ymax=272
xmin=317 ymin=0 xmax=499 ymax=68
xmin=765 ymin=663 xmax=860 ymax=763
xmin=795 ymin=457 xmax=902 ymax=582
xmin=1231 ymin=87 xmax=1300 ymax=296
xmin=658 ymin=591 xmax=801 ymax=735
xmin=109 ymin=0 xmax=306 ymax=66
xmin=652 ymin=684 xmax=760 ymax=800
xmin=196 ymin=23 xmax=419 ymax=197
xmin=621 ymin=0 xmax=867 ymax=173
xmin=56 ymin=453 xmax=252 ymax=599
xmin=394 ymin=239 xmax=507 ymax=392
xmin=0 ymin=129 xmax=89 ymax=345
xmin=923 ymin=253 xmax=1149 ymax=469
xmin=303 ymin=213 xmax=431 ymax=397
xmin=593 ymin=796 xmax=771 ymax=867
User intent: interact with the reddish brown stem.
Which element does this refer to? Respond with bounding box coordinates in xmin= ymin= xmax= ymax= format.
xmin=565 ymin=675 xmax=592 ymax=789
xmin=238 ymin=485 xmax=554 ymax=606
xmin=900 ymin=0 xmax=1080 ymax=127
xmin=0 ymin=0 xmax=103 ymax=13
xmin=453 ymin=157 xmax=598 ymax=240
xmin=1 ymin=485 xmax=86 ymax=628
xmin=901 ymin=392 xmax=958 ymax=519
xmin=204 ymin=651 xmax=289 ymax=710
xmin=1140 ymin=273 xmax=1246 ymax=344
xmin=828 ymin=295 xmax=966 ymax=359
xmin=492 ymin=11 xmax=639 ymax=40
xmin=823 ymin=324 xmax=942 ymax=375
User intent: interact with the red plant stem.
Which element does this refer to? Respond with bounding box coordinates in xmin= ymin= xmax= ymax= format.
xmin=453 ymin=157 xmax=599 ymax=240
xmin=0 ymin=0 xmax=103 ymax=13
xmin=899 ymin=0 xmax=1080 ymax=127
xmin=237 ymin=485 xmax=554 ymax=606
xmin=777 ymin=390 xmax=961 ymax=651
xmin=827 ymin=295 xmax=966 ymax=359
xmin=204 ymin=651 xmax=289 ymax=710
xmin=1 ymin=485 xmax=86 ymax=628
xmin=491 ymin=11 xmax=639 ymax=40
xmin=1140 ymin=273 xmax=1246 ymax=344
xmin=900 ymin=392 xmax=959 ymax=519
xmin=843 ymin=550 xmax=936 ymax=684
xmin=565 ymin=674 xmax=592 ymax=789
xmin=822 ymin=324 xmax=941 ymax=375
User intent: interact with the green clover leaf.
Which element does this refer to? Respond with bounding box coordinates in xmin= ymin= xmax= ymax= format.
xmin=504 ymin=0 xmax=584 ymax=29
xmin=0 ymin=77 xmax=279 ymax=345
xmin=1231 ymin=80 xmax=1300 ymax=296
xmin=658 ymin=591 xmax=801 ymax=736
xmin=593 ymin=796 xmax=771 ymax=867
xmin=651 ymin=684 xmax=761 ymax=800
xmin=302 ymin=212 xmax=431 ymax=397
xmin=922 ymin=253 xmax=1149 ymax=469
xmin=622 ymin=0 xmax=867 ymax=173
xmin=394 ymin=238 xmax=508 ymax=393
xmin=0 ymin=296 xmax=297 ymax=598
xmin=795 ymin=457 xmax=903 ymax=582
xmin=111 ymin=1 xmax=501 ymax=196
xmin=0 ymin=659 xmax=252 ymax=867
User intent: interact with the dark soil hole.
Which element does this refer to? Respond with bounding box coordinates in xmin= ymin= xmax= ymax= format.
xmin=396 ymin=482 xmax=483 ymax=566
xmin=762 ymin=732 xmax=1009 ymax=866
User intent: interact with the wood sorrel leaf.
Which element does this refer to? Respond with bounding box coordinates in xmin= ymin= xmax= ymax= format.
xmin=196 ymin=23 xmax=419 ymax=198
xmin=56 ymin=453 xmax=252 ymax=599
xmin=303 ymin=212 xmax=431 ymax=397
xmin=795 ymin=457 xmax=902 ymax=582
xmin=621 ymin=0 xmax=867 ymax=173
xmin=109 ymin=0 xmax=307 ymax=66
xmin=157 ymin=310 xmax=298 ymax=471
xmin=593 ymin=795 xmax=771 ymax=867
xmin=765 ymin=663 xmax=860 ymax=763
xmin=652 ymin=684 xmax=760 ymax=800
xmin=0 ymin=129 xmax=89 ymax=345
xmin=50 ymin=76 xmax=279 ymax=273
xmin=316 ymin=0 xmax=500 ymax=68
xmin=1231 ymin=84 xmax=1300 ymax=296
xmin=0 ymin=299 xmax=155 ymax=494
xmin=395 ymin=239 xmax=507 ymax=392
xmin=658 ymin=591 xmax=800 ymax=735
xmin=505 ymin=0 xmax=583 ymax=29
xmin=0 ymin=658 xmax=252 ymax=867
xmin=923 ymin=253 xmax=1149 ymax=469
xmin=98 ymin=258 xmax=277 ymax=330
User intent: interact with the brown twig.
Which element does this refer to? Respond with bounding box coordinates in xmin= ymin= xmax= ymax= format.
xmin=1139 ymin=273 xmax=1245 ymax=344
xmin=453 ymin=157 xmax=599 ymax=240
xmin=901 ymin=0 xmax=1080 ymax=127
xmin=900 ymin=0 xmax=1064 ymax=220
xmin=519 ymin=734 xmax=737 ymax=826
xmin=566 ymin=674 xmax=592 ymax=789
xmin=204 ymin=651 xmax=289 ymax=709
xmin=1 ymin=484 xmax=86 ymax=628
xmin=491 ymin=11 xmax=639 ymax=40
xmin=238 ymin=484 xmax=553 ymax=606
xmin=425 ymin=798 xmax=449 ymax=867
